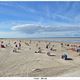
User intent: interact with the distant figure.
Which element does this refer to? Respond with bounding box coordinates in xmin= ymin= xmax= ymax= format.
xmin=46 ymin=44 xmax=49 ymax=49
xmin=50 ymin=47 xmax=56 ymax=51
xmin=25 ymin=42 xmax=29 ymax=46
xmin=76 ymin=48 xmax=80 ymax=52
xmin=0 ymin=41 xmax=5 ymax=48
xmin=38 ymin=49 xmax=42 ymax=53
xmin=13 ymin=42 xmax=18 ymax=52
xmin=61 ymin=43 xmax=63 ymax=47
xmin=18 ymin=42 xmax=21 ymax=50
xmin=61 ymin=54 xmax=67 ymax=60
xmin=35 ymin=47 xmax=42 ymax=53
xmin=14 ymin=42 xmax=16 ymax=44
xmin=67 ymin=44 xmax=69 ymax=46
xmin=61 ymin=53 xmax=73 ymax=60
xmin=47 ymin=52 xmax=51 ymax=56
xmin=13 ymin=47 xmax=17 ymax=52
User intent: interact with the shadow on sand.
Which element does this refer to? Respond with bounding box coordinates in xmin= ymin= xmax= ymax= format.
xmin=66 ymin=58 xmax=73 ymax=60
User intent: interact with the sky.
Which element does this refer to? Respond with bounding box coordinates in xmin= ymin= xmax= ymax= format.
xmin=0 ymin=1 xmax=80 ymax=38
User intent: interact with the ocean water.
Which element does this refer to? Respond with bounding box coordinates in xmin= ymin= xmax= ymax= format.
xmin=6 ymin=37 xmax=80 ymax=43
xmin=26 ymin=37 xmax=80 ymax=43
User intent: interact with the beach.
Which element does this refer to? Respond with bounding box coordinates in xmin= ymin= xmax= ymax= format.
xmin=0 ymin=38 xmax=80 ymax=77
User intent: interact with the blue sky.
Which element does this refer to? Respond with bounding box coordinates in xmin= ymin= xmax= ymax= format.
xmin=0 ymin=1 xmax=80 ymax=38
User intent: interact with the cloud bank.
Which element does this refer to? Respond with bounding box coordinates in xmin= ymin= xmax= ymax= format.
xmin=12 ymin=24 xmax=44 ymax=34
xmin=12 ymin=24 xmax=80 ymax=34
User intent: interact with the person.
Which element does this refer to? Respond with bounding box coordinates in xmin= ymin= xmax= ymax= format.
xmin=61 ymin=52 xmax=68 ymax=60
xmin=18 ymin=42 xmax=21 ymax=50
xmin=13 ymin=47 xmax=17 ymax=52
xmin=14 ymin=42 xmax=17 ymax=47
xmin=0 ymin=41 xmax=5 ymax=48
xmin=61 ymin=43 xmax=63 ymax=47
xmin=13 ymin=42 xmax=18 ymax=52
xmin=61 ymin=54 xmax=67 ymax=60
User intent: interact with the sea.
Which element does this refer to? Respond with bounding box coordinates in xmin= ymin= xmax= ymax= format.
xmin=25 ymin=37 xmax=80 ymax=43
xmin=1 ymin=37 xmax=80 ymax=43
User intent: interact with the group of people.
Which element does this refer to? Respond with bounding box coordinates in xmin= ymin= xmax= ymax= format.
xmin=0 ymin=40 xmax=21 ymax=53
xmin=13 ymin=41 xmax=21 ymax=52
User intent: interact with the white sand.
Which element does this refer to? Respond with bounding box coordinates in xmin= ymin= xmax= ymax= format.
xmin=0 ymin=39 xmax=80 ymax=77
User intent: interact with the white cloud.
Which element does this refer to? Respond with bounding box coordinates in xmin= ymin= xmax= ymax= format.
xmin=1 ymin=24 xmax=80 ymax=38
xmin=0 ymin=31 xmax=27 ymax=38
xmin=11 ymin=23 xmax=80 ymax=34
xmin=55 ymin=14 xmax=72 ymax=21
xmin=16 ymin=4 xmax=36 ymax=13
xmin=11 ymin=24 xmax=44 ymax=34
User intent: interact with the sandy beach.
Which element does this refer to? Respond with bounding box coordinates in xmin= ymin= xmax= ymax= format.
xmin=0 ymin=38 xmax=80 ymax=77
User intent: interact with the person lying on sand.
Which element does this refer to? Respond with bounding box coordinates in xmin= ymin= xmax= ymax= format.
xmin=61 ymin=54 xmax=67 ymax=60
xmin=47 ymin=52 xmax=56 ymax=56
xmin=50 ymin=47 xmax=56 ymax=51
xmin=61 ymin=52 xmax=73 ymax=60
